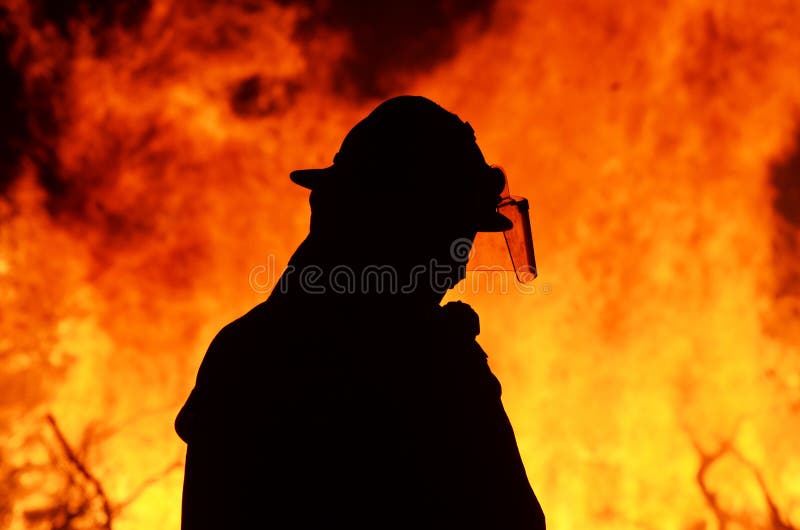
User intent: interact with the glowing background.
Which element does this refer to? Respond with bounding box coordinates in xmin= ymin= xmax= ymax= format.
xmin=1 ymin=0 xmax=799 ymax=528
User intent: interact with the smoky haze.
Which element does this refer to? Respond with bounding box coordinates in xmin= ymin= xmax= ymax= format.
xmin=0 ymin=0 xmax=496 ymax=199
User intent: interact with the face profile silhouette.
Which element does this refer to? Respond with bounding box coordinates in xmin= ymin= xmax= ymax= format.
xmin=176 ymin=95 xmax=546 ymax=530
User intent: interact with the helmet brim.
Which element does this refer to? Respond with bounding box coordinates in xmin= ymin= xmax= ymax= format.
xmin=289 ymin=167 xmax=333 ymax=190
xmin=290 ymin=166 xmax=513 ymax=233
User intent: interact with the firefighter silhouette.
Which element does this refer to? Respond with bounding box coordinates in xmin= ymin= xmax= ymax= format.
xmin=175 ymin=96 xmax=545 ymax=529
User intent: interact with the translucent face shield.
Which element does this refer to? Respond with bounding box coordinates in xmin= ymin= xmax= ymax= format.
xmin=468 ymin=168 xmax=538 ymax=283
xmin=498 ymin=179 xmax=538 ymax=283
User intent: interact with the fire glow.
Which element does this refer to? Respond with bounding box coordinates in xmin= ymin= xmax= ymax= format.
xmin=1 ymin=0 xmax=800 ymax=529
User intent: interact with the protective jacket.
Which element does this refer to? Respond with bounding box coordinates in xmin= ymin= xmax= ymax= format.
xmin=176 ymin=241 xmax=545 ymax=530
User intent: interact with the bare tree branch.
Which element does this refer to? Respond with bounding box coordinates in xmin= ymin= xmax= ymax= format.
xmin=729 ymin=447 xmax=797 ymax=530
xmin=45 ymin=414 xmax=114 ymax=530
xmin=686 ymin=429 xmax=798 ymax=530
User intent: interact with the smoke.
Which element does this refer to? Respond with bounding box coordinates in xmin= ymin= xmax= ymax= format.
xmin=287 ymin=0 xmax=496 ymax=96
xmin=0 ymin=6 xmax=28 ymax=194
xmin=0 ymin=0 xmax=497 ymax=204
xmin=772 ymin=133 xmax=800 ymax=229
xmin=768 ymin=132 xmax=800 ymax=343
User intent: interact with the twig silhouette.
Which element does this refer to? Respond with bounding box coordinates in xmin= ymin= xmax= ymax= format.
xmin=44 ymin=414 xmax=113 ymax=530
xmin=33 ymin=413 xmax=183 ymax=529
xmin=687 ymin=430 xmax=797 ymax=530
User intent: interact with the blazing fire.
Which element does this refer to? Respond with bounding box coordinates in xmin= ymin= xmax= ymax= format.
xmin=1 ymin=0 xmax=799 ymax=528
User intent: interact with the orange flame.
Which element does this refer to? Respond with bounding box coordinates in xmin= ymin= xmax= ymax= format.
xmin=1 ymin=0 xmax=800 ymax=528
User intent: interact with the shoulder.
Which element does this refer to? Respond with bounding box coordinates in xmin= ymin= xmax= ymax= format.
xmin=176 ymin=300 xmax=278 ymax=441
xmin=209 ymin=296 xmax=283 ymax=351
xmin=194 ymin=298 xmax=279 ymax=386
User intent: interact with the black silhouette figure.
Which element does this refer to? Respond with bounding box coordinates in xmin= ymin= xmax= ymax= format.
xmin=175 ymin=96 xmax=546 ymax=529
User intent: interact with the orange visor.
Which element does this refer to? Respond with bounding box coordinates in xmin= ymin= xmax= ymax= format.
xmin=497 ymin=169 xmax=537 ymax=282
xmin=468 ymin=168 xmax=537 ymax=283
